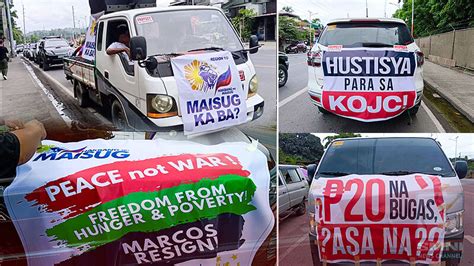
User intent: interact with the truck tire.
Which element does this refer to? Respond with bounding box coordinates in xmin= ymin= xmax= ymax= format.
xmin=74 ymin=81 xmax=89 ymax=107
xmin=318 ymin=106 xmax=330 ymax=114
xmin=43 ymin=60 xmax=50 ymax=71
xmin=111 ymin=99 xmax=130 ymax=130
xmin=295 ymin=201 xmax=306 ymax=216
xmin=279 ymin=64 xmax=288 ymax=87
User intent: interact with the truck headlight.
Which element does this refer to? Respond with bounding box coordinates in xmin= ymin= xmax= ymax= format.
xmin=445 ymin=211 xmax=463 ymax=236
xmin=248 ymin=75 xmax=258 ymax=98
xmin=147 ymin=94 xmax=177 ymax=118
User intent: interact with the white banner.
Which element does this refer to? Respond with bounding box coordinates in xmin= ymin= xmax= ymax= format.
xmin=81 ymin=12 xmax=103 ymax=61
xmin=5 ymin=139 xmax=273 ymax=266
xmin=171 ymin=51 xmax=247 ymax=135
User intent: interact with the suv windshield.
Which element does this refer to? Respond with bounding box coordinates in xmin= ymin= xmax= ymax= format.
xmin=135 ymin=9 xmax=243 ymax=55
xmin=317 ymin=138 xmax=456 ymax=177
xmin=318 ymin=22 xmax=414 ymax=47
xmin=45 ymin=39 xmax=69 ymax=48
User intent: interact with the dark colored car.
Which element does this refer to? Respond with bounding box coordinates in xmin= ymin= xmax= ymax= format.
xmin=37 ymin=38 xmax=71 ymax=71
xmin=279 ymin=52 xmax=289 ymax=87
xmin=285 ymin=41 xmax=308 ymax=54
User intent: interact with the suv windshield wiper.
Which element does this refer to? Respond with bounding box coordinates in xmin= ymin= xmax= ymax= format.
xmin=378 ymin=170 xmax=447 ymax=177
xmin=319 ymin=171 xmax=351 ymax=177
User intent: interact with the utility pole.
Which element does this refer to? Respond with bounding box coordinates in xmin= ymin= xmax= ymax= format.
xmin=384 ymin=0 xmax=387 ymax=18
xmin=22 ymin=5 xmax=26 ymax=42
xmin=72 ymin=6 xmax=76 ymax=29
xmin=5 ymin=0 xmax=16 ymax=56
xmin=308 ymin=11 xmax=317 ymax=46
xmin=450 ymin=136 xmax=459 ymax=160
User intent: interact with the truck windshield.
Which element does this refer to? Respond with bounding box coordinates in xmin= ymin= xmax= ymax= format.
xmin=318 ymin=22 xmax=414 ymax=48
xmin=45 ymin=39 xmax=69 ymax=48
xmin=135 ymin=9 xmax=244 ymax=55
xmin=317 ymin=138 xmax=456 ymax=177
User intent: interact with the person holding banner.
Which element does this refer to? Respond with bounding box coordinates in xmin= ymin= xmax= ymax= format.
xmin=0 ymin=119 xmax=46 ymax=179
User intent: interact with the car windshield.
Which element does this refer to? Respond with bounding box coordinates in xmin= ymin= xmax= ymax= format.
xmin=135 ymin=9 xmax=243 ymax=55
xmin=318 ymin=22 xmax=414 ymax=47
xmin=45 ymin=39 xmax=69 ymax=48
xmin=317 ymin=138 xmax=456 ymax=177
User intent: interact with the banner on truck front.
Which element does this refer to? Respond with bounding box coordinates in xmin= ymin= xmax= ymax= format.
xmin=81 ymin=12 xmax=103 ymax=61
xmin=321 ymin=47 xmax=417 ymax=122
xmin=311 ymin=174 xmax=446 ymax=264
xmin=171 ymin=51 xmax=247 ymax=135
xmin=5 ymin=139 xmax=273 ymax=266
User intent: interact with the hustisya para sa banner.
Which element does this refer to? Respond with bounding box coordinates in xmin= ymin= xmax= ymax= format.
xmin=321 ymin=47 xmax=417 ymax=121
xmin=171 ymin=51 xmax=248 ymax=135
xmin=311 ymin=174 xmax=446 ymax=264
xmin=4 ymin=139 xmax=274 ymax=265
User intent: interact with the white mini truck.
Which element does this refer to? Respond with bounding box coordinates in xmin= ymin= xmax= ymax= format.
xmin=64 ymin=6 xmax=264 ymax=131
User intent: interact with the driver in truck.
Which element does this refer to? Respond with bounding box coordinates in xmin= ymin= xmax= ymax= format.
xmin=106 ymin=24 xmax=133 ymax=64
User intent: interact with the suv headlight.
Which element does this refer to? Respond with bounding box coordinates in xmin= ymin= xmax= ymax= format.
xmin=445 ymin=211 xmax=463 ymax=236
xmin=248 ymin=75 xmax=258 ymax=98
xmin=146 ymin=94 xmax=177 ymax=118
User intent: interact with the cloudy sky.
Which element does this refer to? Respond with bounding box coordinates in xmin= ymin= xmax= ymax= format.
xmin=313 ymin=133 xmax=474 ymax=159
xmin=14 ymin=0 xmax=174 ymax=33
xmin=279 ymin=0 xmax=402 ymax=25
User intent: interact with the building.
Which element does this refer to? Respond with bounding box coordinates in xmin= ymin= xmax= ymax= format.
xmin=170 ymin=0 xmax=276 ymax=41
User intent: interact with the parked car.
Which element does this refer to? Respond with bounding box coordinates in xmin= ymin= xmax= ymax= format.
xmin=285 ymin=41 xmax=307 ymax=54
xmin=279 ymin=164 xmax=309 ymax=219
xmin=15 ymin=44 xmax=24 ymax=53
xmin=306 ymin=137 xmax=467 ymax=265
xmin=37 ymin=37 xmax=72 ymax=70
xmin=29 ymin=42 xmax=38 ymax=61
xmin=279 ymin=52 xmax=289 ymax=87
xmin=307 ymin=18 xmax=424 ymax=117
xmin=22 ymin=43 xmax=31 ymax=58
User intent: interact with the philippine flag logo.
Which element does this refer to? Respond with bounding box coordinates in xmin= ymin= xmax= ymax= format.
xmin=215 ymin=67 xmax=232 ymax=92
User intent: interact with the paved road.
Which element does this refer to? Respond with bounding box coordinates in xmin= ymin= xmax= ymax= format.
xmin=279 ymin=178 xmax=474 ymax=265
xmin=24 ymin=49 xmax=277 ymax=156
xmin=279 ymin=53 xmax=449 ymax=133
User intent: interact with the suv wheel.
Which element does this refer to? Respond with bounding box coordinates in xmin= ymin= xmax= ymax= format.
xmin=42 ymin=60 xmax=50 ymax=71
xmin=279 ymin=64 xmax=288 ymax=87
xmin=295 ymin=201 xmax=306 ymax=216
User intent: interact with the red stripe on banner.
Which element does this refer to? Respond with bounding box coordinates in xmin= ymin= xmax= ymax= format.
xmin=415 ymin=175 xmax=428 ymax=189
xmin=25 ymin=153 xmax=250 ymax=219
xmin=429 ymin=175 xmax=445 ymax=219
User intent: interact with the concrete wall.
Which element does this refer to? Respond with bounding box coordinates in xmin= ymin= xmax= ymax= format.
xmin=416 ymin=28 xmax=474 ymax=70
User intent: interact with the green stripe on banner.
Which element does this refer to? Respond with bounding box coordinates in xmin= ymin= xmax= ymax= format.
xmin=46 ymin=175 xmax=256 ymax=250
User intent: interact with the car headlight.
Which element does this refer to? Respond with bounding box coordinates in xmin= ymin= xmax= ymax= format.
xmin=445 ymin=211 xmax=463 ymax=236
xmin=248 ymin=75 xmax=258 ymax=97
xmin=147 ymin=94 xmax=177 ymax=118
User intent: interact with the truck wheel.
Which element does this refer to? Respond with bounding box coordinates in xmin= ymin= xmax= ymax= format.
xmin=318 ymin=106 xmax=330 ymax=114
xmin=43 ymin=61 xmax=50 ymax=71
xmin=111 ymin=99 xmax=130 ymax=130
xmin=74 ymin=82 xmax=89 ymax=107
xmin=295 ymin=201 xmax=306 ymax=216
xmin=279 ymin=64 xmax=288 ymax=87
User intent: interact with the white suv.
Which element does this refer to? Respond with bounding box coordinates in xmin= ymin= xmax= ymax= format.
xmin=307 ymin=18 xmax=425 ymax=121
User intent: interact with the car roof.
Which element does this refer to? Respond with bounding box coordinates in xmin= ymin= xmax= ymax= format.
xmin=327 ymin=18 xmax=407 ymax=25
xmin=100 ymin=6 xmax=222 ymax=21
xmin=330 ymin=136 xmax=436 ymax=143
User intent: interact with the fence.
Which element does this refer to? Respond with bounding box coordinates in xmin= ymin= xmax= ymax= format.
xmin=416 ymin=27 xmax=474 ymax=70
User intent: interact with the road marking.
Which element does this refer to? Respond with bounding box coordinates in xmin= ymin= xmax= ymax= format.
xmin=27 ymin=61 xmax=74 ymax=98
xmin=466 ymin=235 xmax=474 ymax=244
xmin=22 ymin=60 xmax=72 ymax=126
xmin=279 ymin=234 xmax=308 ymax=261
xmin=279 ymin=86 xmax=308 ymax=108
xmin=421 ymin=101 xmax=446 ymax=133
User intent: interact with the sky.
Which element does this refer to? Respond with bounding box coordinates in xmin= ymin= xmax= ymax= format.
xmin=279 ymin=0 xmax=402 ymax=25
xmin=14 ymin=0 xmax=174 ymax=33
xmin=313 ymin=133 xmax=474 ymax=159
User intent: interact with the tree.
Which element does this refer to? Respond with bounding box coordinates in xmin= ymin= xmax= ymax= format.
xmin=279 ymin=133 xmax=324 ymax=165
xmin=6 ymin=1 xmax=25 ymax=44
xmin=282 ymin=6 xmax=294 ymax=13
xmin=278 ymin=16 xmax=306 ymax=43
xmin=231 ymin=9 xmax=256 ymax=42
xmin=323 ymin=133 xmax=362 ymax=148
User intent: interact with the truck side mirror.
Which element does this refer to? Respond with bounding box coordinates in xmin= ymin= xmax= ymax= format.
xmin=454 ymin=160 xmax=468 ymax=179
xmin=249 ymin=35 xmax=259 ymax=54
xmin=307 ymin=164 xmax=317 ymax=184
xmin=130 ymin=36 xmax=147 ymax=61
